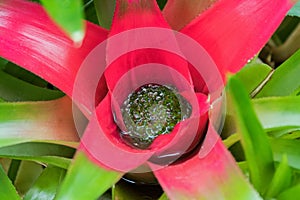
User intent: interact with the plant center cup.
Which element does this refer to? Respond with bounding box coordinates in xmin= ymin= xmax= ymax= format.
xmin=72 ymin=27 xmax=226 ymax=176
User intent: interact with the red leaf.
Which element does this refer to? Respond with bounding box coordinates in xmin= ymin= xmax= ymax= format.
xmin=80 ymin=90 xmax=209 ymax=172
xmin=151 ymin=126 xmax=261 ymax=200
xmin=109 ymin=0 xmax=169 ymax=35
xmin=177 ymin=0 xmax=293 ymax=80
xmin=0 ymin=0 xmax=108 ymax=99
xmin=163 ymin=0 xmax=218 ymax=31
xmin=105 ymin=0 xmax=193 ymax=92
xmin=79 ymin=93 xmax=154 ymax=172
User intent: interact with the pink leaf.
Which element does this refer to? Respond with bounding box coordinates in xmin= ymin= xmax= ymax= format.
xmin=0 ymin=0 xmax=108 ymax=99
xmin=151 ymin=126 xmax=261 ymax=200
xmin=177 ymin=0 xmax=293 ymax=79
xmin=163 ymin=0 xmax=218 ymax=31
xmin=105 ymin=0 xmax=193 ymax=92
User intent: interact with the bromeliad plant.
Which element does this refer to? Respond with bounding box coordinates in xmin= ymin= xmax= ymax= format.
xmin=0 ymin=0 xmax=299 ymax=199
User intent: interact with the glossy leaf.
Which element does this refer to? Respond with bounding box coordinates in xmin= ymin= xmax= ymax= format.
xmin=277 ymin=184 xmax=300 ymax=200
xmin=0 ymin=139 xmax=33 ymax=149
xmin=0 ymin=138 xmax=77 ymax=151
xmin=55 ymin=151 xmax=122 ymax=200
xmin=0 ymin=142 xmax=75 ymax=158
xmin=105 ymin=0 xmax=192 ymax=90
xmin=178 ymin=0 xmax=293 ymax=79
xmin=256 ymin=49 xmax=300 ymax=97
xmin=163 ymin=0 xmax=217 ymax=30
xmin=94 ymin=0 xmax=116 ymax=29
xmin=0 ymin=97 xmax=79 ymax=143
xmin=0 ymin=0 xmax=108 ymax=101
xmin=270 ymin=138 xmax=300 ymax=170
xmin=0 ymin=165 xmax=20 ymax=200
xmin=253 ymin=96 xmax=300 ymax=131
xmin=235 ymin=63 xmax=273 ymax=95
xmin=40 ymin=0 xmax=85 ymax=44
xmin=265 ymin=155 xmax=292 ymax=198
xmin=1 ymin=156 xmax=71 ymax=170
xmin=0 ymin=143 xmax=72 ymax=177
xmin=227 ymin=76 xmax=274 ymax=194
xmin=152 ymin=127 xmax=261 ymax=200
xmin=23 ymin=166 xmax=66 ymax=200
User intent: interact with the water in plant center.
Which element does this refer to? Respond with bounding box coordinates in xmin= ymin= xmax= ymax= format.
xmin=119 ymin=84 xmax=192 ymax=149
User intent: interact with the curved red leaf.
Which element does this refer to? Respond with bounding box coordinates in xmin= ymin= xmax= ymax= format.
xmin=105 ymin=0 xmax=193 ymax=92
xmin=0 ymin=0 xmax=108 ymax=98
xmin=151 ymin=126 xmax=261 ymax=200
xmin=79 ymin=93 xmax=154 ymax=172
xmin=178 ymin=0 xmax=293 ymax=80
xmin=163 ymin=0 xmax=218 ymax=31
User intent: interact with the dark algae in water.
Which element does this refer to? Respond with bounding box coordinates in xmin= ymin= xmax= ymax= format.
xmin=119 ymin=84 xmax=192 ymax=149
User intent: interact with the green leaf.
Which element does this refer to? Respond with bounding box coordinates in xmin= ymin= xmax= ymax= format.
xmin=0 ymin=139 xmax=33 ymax=149
xmin=238 ymin=161 xmax=249 ymax=175
xmin=94 ymin=0 xmax=116 ymax=29
xmin=281 ymin=131 xmax=300 ymax=139
xmin=0 ymin=142 xmax=75 ymax=158
xmin=256 ymin=49 xmax=300 ymax=97
xmin=2 ymin=156 xmax=71 ymax=170
xmin=0 ymin=165 xmax=20 ymax=200
xmin=270 ymin=138 xmax=300 ymax=170
xmin=40 ymin=0 xmax=85 ymax=44
xmin=292 ymin=86 xmax=300 ymax=95
xmin=227 ymin=76 xmax=274 ymax=195
xmin=23 ymin=166 xmax=66 ymax=200
xmin=253 ymin=96 xmax=300 ymax=132
xmin=277 ymin=184 xmax=300 ymax=200
xmin=14 ymin=161 xmax=44 ymax=196
xmin=55 ymin=151 xmax=122 ymax=200
xmin=0 ymin=138 xmax=76 ymax=151
xmin=236 ymin=63 xmax=272 ymax=95
xmin=3 ymin=62 xmax=50 ymax=88
xmin=265 ymin=155 xmax=292 ymax=198
xmin=83 ymin=0 xmax=99 ymax=24
xmin=159 ymin=193 xmax=169 ymax=200
xmin=272 ymin=17 xmax=300 ymax=45
xmin=223 ymin=133 xmax=240 ymax=148
xmin=0 ymin=56 xmax=8 ymax=70
xmin=0 ymin=97 xmax=78 ymax=145
xmin=0 ymin=70 xmax=64 ymax=102
xmin=0 ymin=142 xmax=74 ymax=168
xmin=156 ymin=0 xmax=167 ymax=9
xmin=287 ymin=2 xmax=300 ymax=17
xmin=153 ymin=130 xmax=262 ymax=200
xmin=268 ymin=128 xmax=300 ymax=138
xmin=7 ymin=160 xmax=21 ymax=184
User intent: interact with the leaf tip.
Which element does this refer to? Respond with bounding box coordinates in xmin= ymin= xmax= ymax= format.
xmin=70 ymin=29 xmax=85 ymax=47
